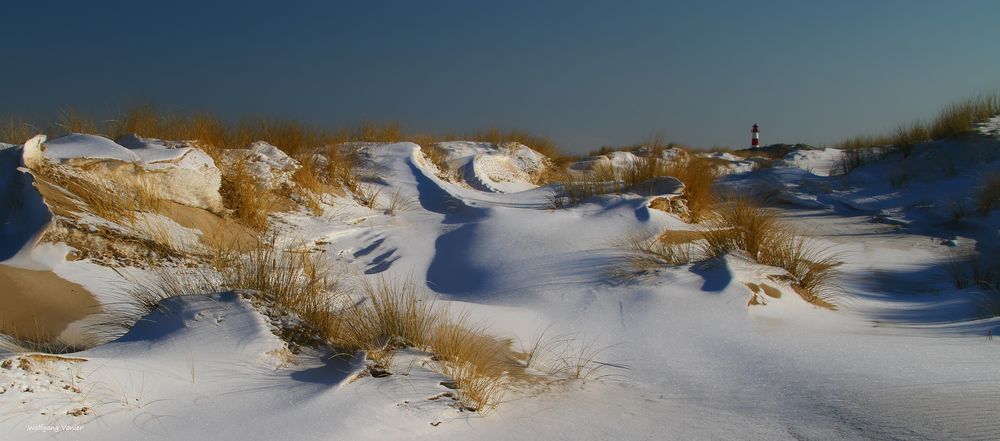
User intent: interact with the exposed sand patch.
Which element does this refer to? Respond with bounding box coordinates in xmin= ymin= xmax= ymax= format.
xmin=156 ymin=200 xmax=259 ymax=252
xmin=0 ymin=264 xmax=99 ymax=344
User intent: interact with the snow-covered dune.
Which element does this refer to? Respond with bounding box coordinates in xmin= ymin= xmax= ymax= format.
xmin=1 ymin=133 xmax=1000 ymax=440
xmin=430 ymin=141 xmax=550 ymax=193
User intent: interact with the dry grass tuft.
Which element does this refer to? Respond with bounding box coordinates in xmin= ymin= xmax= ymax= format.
xmin=419 ymin=142 xmax=453 ymax=179
xmin=470 ymin=128 xmax=561 ymax=162
xmin=92 ymin=235 xmax=614 ymax=414
xmin=354 ymin=183 xmax=382 ymax=210
xmin=0 ymin=334 xmax=87 ymax=355
xmin=613 ymin=232 xmax=696 ymax=273
xmin=834 ymin=92 xmax=1000 ymax=167
xmin=977 ymin=171 xmax=1000 ymax=215
xmin=29 ymin=161 xmax=162 ymax=224
xmin=664 ymin=156 xmax=719 ymax=222
xmin=551 ymin=147 xmax=717 ymax=219
xmin=323 ymin=145 xmax=360 ymax=193
xmin=219 ymin=158 xmax=280 ymax=231
xmin=930 ymin=92 xmax=1000 ymax=140
xmin=2 ymin=117 xmax=37 ymax=144
xmin=56 ymin=107 xmax=99 ymax=135
xmin=430 ymin=317 xmax=512 ymax=413
xmin=699 ymin=198 xmax=840 ymax=306
xmin=618 ymin=198 xmax=841 ymax=306
xmin=290 ymin=156 xmax=330 ymax=215
xmin=331 ymin=278 xmax=437 ymax=354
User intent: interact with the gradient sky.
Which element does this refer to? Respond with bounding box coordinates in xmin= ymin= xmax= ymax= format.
xmin=3 ymin=0 xmax=1000 ymax=153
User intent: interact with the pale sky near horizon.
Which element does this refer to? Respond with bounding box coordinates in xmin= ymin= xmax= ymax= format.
xmin=3 ymin=0 xmax=999 ymax=153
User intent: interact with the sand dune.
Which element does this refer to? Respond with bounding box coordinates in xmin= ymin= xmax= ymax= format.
xmin=0 ymin=264 xmax=99 ymax=345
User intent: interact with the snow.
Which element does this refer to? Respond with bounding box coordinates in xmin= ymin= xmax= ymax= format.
xmin=25 ymin=133 xmax=226 ymax=213
xmin=0 ymin=140 xmax=52 ymax=261
xmin=222 ymin=141 xmax=300 ymax=189
xmin=3 ymin=133 xmax=1000 ymax=439
xmin=775 ymin=147 xmax=844 ymax=176
xmin=430 ymin=141 xmax=549 ymax=193
xmin=41 ymin=134 xmax=140 ymax=163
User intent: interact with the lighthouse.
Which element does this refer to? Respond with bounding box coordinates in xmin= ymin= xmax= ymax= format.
xmin=751 ymin=123 xmax=760 ymax=149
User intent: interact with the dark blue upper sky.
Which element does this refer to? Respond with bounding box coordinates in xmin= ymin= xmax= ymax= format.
xmin=3 ymin=0 xmax=999 ymax=152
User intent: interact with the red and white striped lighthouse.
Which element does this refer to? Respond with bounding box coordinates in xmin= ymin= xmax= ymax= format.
xmin=751 ymin=123 xmax=760 ymax=148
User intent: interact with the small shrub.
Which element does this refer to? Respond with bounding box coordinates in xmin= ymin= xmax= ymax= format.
xmin=834 ymin=147 xmax=887 ymax=175
xmin=946 ymin=198 xmax=975 ymax=223
xmin=977 ymin=172 xmax=1000 ymax=214
xmin=949 ymin=251 xmax=1000 ymax=300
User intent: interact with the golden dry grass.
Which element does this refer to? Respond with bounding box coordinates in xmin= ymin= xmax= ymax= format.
xmin=613 ymin=233 xmax=695 ymax=272
xmin=1 ymin=117 xmax=36 ymax=144
xmin=290 ymin=156 xmax=330 ymax=215
xmin=322 ymin=145 xmax=360 ymax=193
xmin=930 ymin=92 xmax=1000 ymax=140
xmin=88 ymin=231 xmax=613 ymax=414
xmin=618 ymin=198 xmax=840 ymax=306
xmin=429 ymin=317 xmax=512 ymax=413
xmin=553 ymin=147 xmax=717 ymax=219
xmin=469 ymin=128 xmax=561 ymax=161
xmin=835 ymin=92 xmax=1000 ymax=161
xmin=664 ymin=156 xmax=718 ymax=222
xmin=28 ymin=161 xmax=162 ymax=224
xmin=56 ymin=107 xmax=99 ymax=135
xmin=353 ymin=183 xmax=382 ymax=209
xmin=699 ymin=198 xmax=840 ymax=306
xmin=219 ymin=157 xmax=280 ymax=231
xmin=419 ymin=142 xmax=452 ymax=177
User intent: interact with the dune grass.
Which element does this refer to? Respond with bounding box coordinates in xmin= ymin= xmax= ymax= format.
xmin=28 ymin=160 xmax=162 ymax=224
xmin=290 ymin=156 xmax=330 ymax=215
xmin=699 ymin=198 xmax=840 ymax=306
xmin=616 ymin=198 xmax=840 ymax=306
xmin=930 ymin=93 xmax=1000 ymax=140
xmin=834 ymin=92 xmax=1000 ymax=170
xmin=613 ymin=232 xmax=696 ymax=272
xmin=419 ymin=141 xmax=453 ymax=179
xmin=663 ymin=156 xmax=719 ymax=222
xmin=469 ymin=128 xmax=560 ymax=162
xmin=553 ymin=150 xmax=718 ymax=222
xmin=219 ymin=157 xmax=280 ymax=231
xmin=1 ymin=118 xmax=36 ymax=144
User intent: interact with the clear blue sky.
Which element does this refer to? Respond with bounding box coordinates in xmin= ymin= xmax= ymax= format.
xmin=3 ymin=0 xmax=999 ymax=153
